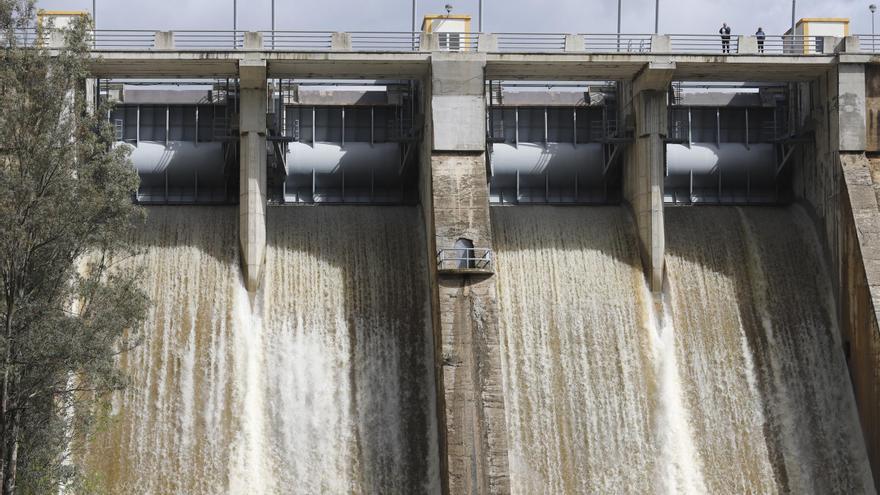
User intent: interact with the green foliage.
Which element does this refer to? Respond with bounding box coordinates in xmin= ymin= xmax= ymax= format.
xmin=0 ymin=1 xmax=147 ymax=492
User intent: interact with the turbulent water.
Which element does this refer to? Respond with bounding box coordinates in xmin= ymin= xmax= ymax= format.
xmin=492 ymin=205 xmax=874 ymax=494
xmin=85 ymin=206 xmax=438 ymax=494
xmin=491 ymin=207 xmax=660 ymax=493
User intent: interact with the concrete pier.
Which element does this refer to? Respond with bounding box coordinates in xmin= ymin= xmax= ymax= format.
xmin=238 ymin=57 xmax=267 ymax=293
xmin=622 ymin=63 xmax=674 ymax=292
xmin=422 ymin=53 xmax=510 ymax=494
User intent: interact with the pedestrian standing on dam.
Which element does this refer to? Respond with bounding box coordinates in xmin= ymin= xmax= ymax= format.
xmin=756 ymin=27 xmax=766 ymax=53
xmin=720 ymin=22 xmax=732 ymax=53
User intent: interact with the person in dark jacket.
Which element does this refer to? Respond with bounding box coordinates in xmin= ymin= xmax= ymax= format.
xmin=720 ymin=22 xmax=732 ymax=53
xmin=756 ymin=27 xmax=766 ymax=53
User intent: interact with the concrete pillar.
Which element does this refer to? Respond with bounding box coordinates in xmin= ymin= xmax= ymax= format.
xmin=477 ymin=33 xmax=497 ymax=53
xmin=839 ymin=35 xmax=861 ymax=53
xmin=564 ymin=33 xmax=584 ymax=52
xmin=650 ymin=34 xmax=671 ymax=53
xmin=331 ymin=32 xmax=352 ymax=51
xmin=623 ymin=62 xmax=674 ymax=293
xmin=238 ymin=59 xmax=267 ymax=293
xmin=421 ymin=32 xmax=439 ymax=52
xmin=243 ymin=31 xmax=263 ymax=50
xmin=838 ymin=63 xmax=867 ymax=152
xmin=423 ymin=53 xmax=509 ymax=494
xmin=153 ymin=31 xmax=174 ymax=50
xmin=738 ymin=35 xmax=758 ymax=54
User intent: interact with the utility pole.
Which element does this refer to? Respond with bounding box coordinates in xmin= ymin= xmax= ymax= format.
xmin=654 ymin=0 xmax=659 ymax=34
xmin=479 ymin=0 xmax=483 ymax=32
xmin=271 ymin=0 xmax=276 ymax=49
xmin=791 ymin=0 xmax=796 ymax=35
xmin=233 ymin=0 xmax=238 ymax=49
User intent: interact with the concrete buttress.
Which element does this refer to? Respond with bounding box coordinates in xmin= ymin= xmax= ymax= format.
xmin=239 ymin=59 xmax=267 ymax=292
xmin=423 ymin=52 xmax=510 ymax=494
xmin=623 ymin=62 xmax=674 ymax=292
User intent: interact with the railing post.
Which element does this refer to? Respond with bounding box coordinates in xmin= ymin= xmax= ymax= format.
xmin=650 ymin=34 xmax=671 ymax=53
xmin=330 ymin=32 xmax=352 ymax=51
xmin=564 ymin=33 xmax=584 ymax=52
xmin=477 ymin=33 xmax=497 ymax=52
xmin=243 ymin=31 xmax=263 ymax=50
xmin=820 ymin=36 xmax=840 ymax=54
xmin=48 ymin=30 xmax=66 ymax=49
xmin=420 ymin=32 xmax=439 ymax=51
xmin=838 ymin=35 xmax=861 ymax=54
xmin=738 ymin=35 xmax=758 ymax=54
xmin=153 ymin=31 xmax=175 ymax=50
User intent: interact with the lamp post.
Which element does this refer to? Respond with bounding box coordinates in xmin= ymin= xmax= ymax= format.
xmin=654 ymin=0 xmax=659 ymax=34
xmin=479 ymin=0 xmax=483 ymax=32
xmin=233 ymin=0 xmax=237 ymax=49
xmin=271 ymin=0 xmax=275 ymax=49
xmin=872 ymin=4 xmax=877 ymax=53
xmin=617 ymin=0 xmax=622 ymax=51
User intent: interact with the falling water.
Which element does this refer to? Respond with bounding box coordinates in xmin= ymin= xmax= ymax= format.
xmin=665 ymin=206 xmax=874 ymax=493
xmin=492 ymin=205 xmax=874 ymax=494
xmin=85 ymin=206 xmax=438 ymax=494
xmin=491 ymin=206 xmax=660 ymax=493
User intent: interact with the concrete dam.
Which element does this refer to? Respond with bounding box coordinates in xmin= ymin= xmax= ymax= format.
xmin=50 ymin=22 xmax=880 ymax=494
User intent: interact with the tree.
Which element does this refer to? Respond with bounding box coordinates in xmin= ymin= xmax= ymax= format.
xmin=0 ymin=1 xmax=147 ymax=493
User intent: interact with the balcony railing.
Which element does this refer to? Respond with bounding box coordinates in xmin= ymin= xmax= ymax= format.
xmin=437 ymin=248 xmax=493 ymax=273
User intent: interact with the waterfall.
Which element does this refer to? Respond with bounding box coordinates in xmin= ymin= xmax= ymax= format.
xmin=491 ymin=205 xmax=874 ymax=494
xmin=84 ymin=206 xmax=438 ymax=494
xmin=665 ymin=206 xmax=873 ymax=493
xmin=491 ymin=206 xmax=659 ymax=493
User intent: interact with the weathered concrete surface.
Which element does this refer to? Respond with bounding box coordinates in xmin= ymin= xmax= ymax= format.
xmin=420 ymin=55 xmax=510 ymax=494
xmin=841 ymin=154 xmax=880 ymax=488
xmin=430 ymin=54 xmax=487 ymax=152
xmin=840 ymin=64 xmax=868 ymax=151
xmin=866 ymin=64 xmax=880 ymax=152
xmin=622 ymin=66 xmax=670 ymax=292
xmin=239 ymin=59 xmax=267 ymax=292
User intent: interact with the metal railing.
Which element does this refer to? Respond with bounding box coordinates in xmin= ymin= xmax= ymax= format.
xmin=174 ymin=30 xmax=244 ymax=50
xmin=760 ymin=35 xmax=821 ymax=54
xmin=497 ymin=33 xmax=566 ymax=52
xmin=670 ymin=34 xmax=740 ymax=54
xmin=92 ymin=30 xmax=155 ymax=49
xmin=262 ymin=31 xmax=332 ymax=50
xmin=1 ymin=28 xmax=851 ymax=55
xmin=437 ymin=248 xmax=493 ymax=271
xmin=583 ymin=33 xmax=652 ymax=53
xmin=350 ymin=31 xmax=420 ymax=51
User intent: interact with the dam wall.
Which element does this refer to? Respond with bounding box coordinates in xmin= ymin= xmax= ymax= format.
xmin=79 ymin=33 xmax=880 ymax=493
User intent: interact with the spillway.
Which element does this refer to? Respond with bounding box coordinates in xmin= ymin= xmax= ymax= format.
xmin=491 ymin=207 xmax=660 ymax=493
xmin=84 ymin=206 xmax=438 ymax=494
xmin=492 ymin=205 xmax=874 ymax=494
xmin=665 ymin=206 xmax=873 ymax=493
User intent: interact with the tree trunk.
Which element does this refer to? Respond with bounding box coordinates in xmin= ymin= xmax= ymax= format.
xmin=2 ymin=409 xmax=19 ymax=495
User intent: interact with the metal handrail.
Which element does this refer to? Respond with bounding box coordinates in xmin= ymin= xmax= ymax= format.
xmin=669 ymin=34 xmax=740 ymax=54
xmin=174 ymin=30 xmax=244 ymax=49
xmin=349 ymin=31 xmax=420 ymax=51
xmin=496 ymin=32 xmax=567 ymax=52
xmin=760 ymin=35 xmax=822 ymax=54
xmin=261 ymin=31 xmax=333 ymax=50
xmin=437 ymin=247 xmax=493 ymax=270
xmin=582 ymin=33 xmax=652 ymax=53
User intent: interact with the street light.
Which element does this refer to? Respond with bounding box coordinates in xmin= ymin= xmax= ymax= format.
xmin=654 ymin=0 xmax=659 ymax=34
xmin=617 ymin=0 xmax=622 ymax=52
xmin=411 ymin=0 xmax=417 ymax=50
xmin=871 ymin=4 xmax=877 ymax=53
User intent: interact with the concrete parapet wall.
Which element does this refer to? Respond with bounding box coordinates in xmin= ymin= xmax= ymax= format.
xmin=841 ymin=154 xmax=880 ymax=488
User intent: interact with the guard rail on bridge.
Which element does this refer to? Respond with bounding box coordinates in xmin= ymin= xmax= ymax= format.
xmin=2 ymin=28 xmax=866 ymax=55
